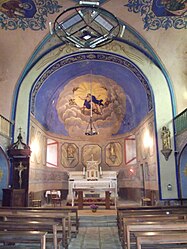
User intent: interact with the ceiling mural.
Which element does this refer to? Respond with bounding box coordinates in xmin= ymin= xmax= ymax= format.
xmin=0 ymin=0 xmax=186 ymax=31
xmin=56 ymin=74 xmax=126 ymax=139
xmin=32 ymin=52 xmax=152 ymax=138
xmin=125 ymin=0 xmax=187 ymax=30
xmin=0 ymin=0 xmax=62 ymax=30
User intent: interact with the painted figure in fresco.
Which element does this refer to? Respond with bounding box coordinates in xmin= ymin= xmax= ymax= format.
xmin=153 ymin=0 xmax=187 ymax=16
xmin=160 ymin=0 xmax=187 ymax=12
xmin=0 ymin=0 xmax=36 ymax=18
xmin=161 ymin=126 xmax=171 ymax=149
xmin=66 ymin=144 xmax=75 ymax=159
xmin=79 ymin=93 xmax=104 ymax=115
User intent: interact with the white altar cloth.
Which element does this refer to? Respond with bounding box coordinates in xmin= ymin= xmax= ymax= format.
xmin=71 ymin=179 xmax=117 ymax=208
xmin=68 ymin=171 xmax=118 ymax=208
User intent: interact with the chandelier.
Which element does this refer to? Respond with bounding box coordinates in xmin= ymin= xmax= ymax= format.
xmin=51 ymin=1 xmax=124 ymax=49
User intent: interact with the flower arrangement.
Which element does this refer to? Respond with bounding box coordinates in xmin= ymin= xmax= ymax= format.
xmin=90 ymin=204 xmax=98 ymax=212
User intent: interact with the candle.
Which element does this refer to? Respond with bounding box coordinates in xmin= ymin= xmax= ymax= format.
xmin=49 ymin=22 xmax=53 ymax=35
xmin=100 ymin=166 xmax=102 ymax=176
xmin=83 ymin=167 xmax=85 ymax=176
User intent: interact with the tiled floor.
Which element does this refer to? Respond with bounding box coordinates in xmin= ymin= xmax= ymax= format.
xmin=68 ymin=212 xmax=122 ymax=249
xmin=69 ymin=226 xmax=122 ymax=249
xmin=68 ymin=200 xmax=139 ymax=249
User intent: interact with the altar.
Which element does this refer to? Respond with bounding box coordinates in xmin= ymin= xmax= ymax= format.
xmin=68 ymin=158 xmax=118 ymax=209
xmin=68 ymin=169 xmax=118 ymax=209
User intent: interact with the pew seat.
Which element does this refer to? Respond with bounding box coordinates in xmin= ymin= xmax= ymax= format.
xmin=125 ymin=220 xmax=187 ymax=249
xmin=0 ymin=211 xmax=68 ymax=249
xmin=0 ymin=231 xmax=47 ymax=249
xmin=136 ymin=232 xmax=187 ymax=249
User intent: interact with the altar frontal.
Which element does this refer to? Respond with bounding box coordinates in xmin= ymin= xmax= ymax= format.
xmin=68 ymin=158 xmax=117 ymax=209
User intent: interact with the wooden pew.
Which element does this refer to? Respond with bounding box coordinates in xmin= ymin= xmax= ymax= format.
xmin=0 ymin=231 xmax=47 ymax=249
xmin=9 ymin=209 xmax=72 ymax=240
xmin=123 ymin=215 xmax=186 ymax=242
xmin=0 ymin=220 xmax=62 ymax=249
xmin=125 ymin=220 xmax=187 ymax=249
xmin=0 ymin=206 xmax=79 ymax=236
xmin=0 ymin=207 xmax=79 ymax=235
xmin=117 ymin=205 xmax=187 ymax=219
xmin=117 ymin=206 xmax=187 ymax=243
xmin=117 ymin=205 xmax=187 ymax=222
xmin=117 ymin=205 xmax=187 ymax=221
xmin=0 ymin=211 xmax=68 ymax=249
xmin=136 ymin=232 xmax=187 ymax=249
xmin=118 ymin=212 xmax=187 ymax=244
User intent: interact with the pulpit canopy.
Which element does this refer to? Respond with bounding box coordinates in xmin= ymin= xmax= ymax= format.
xmin=7 ymin=130 xmax=31 ymax=158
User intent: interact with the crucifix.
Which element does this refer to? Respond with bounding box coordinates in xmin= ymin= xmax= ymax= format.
xmin=15 ymin=162 xmax=27 ymax=188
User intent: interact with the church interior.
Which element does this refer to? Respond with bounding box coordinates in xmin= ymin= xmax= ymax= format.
xmin=0 ymin=0 xmax=187 ymax=248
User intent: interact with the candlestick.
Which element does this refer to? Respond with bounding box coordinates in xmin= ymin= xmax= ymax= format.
xmin=49 ymin=22 xmax=53 ymax=35
xmin=100 ymin=166 xmax=102 ymax=176
xmin=83 ymin=167 xmax=85 ymax=176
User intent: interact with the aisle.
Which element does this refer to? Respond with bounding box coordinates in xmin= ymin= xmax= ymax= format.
xmin=68 ymin=211 xmax=122 ymax=249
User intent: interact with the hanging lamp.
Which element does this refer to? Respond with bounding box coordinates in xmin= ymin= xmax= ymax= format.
xmin=51 ymin=1 xmax=124 ymax=49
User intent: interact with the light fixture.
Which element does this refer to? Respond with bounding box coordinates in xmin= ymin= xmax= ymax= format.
xmin=85 ymin=73 xmax=98 ymax=136
xmin=52 ymin=1 xmax=123 ymax=49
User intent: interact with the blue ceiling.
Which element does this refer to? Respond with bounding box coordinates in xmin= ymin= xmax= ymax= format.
xmin=32 ymin=52 xmax=153 ymax=137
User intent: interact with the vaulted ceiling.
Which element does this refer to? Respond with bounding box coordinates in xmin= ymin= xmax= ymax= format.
xmin=32 ymin=52 xmax=152 ymax=136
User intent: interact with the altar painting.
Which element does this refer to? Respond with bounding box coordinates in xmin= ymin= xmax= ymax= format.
xmin=82 ymin=144 xmax=101 ymax=167
xmin=61 ymin=143 xmax=78 ymax=168
xmin=105 ymin=142 xmax=122 ymax=167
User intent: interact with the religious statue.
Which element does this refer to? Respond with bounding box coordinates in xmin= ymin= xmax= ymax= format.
xmin=161 ymin=126 xmax=171 ymax=149
xmin=161 ymin=126 xmax=172 ymax=160
xmin=15 ymin=161 xmax=27 ymax=188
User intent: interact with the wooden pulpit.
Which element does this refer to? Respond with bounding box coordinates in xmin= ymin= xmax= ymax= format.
xmin=3 ymin=130 xmax=31 ymax=206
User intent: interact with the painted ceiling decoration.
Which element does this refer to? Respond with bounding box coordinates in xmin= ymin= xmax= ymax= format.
xmin=0 ymin=0 xmax=186 ymax=31
xmin=125 ymin=0 xmax=187 ymax=30
xmin=31 ymin=52 xmax=153 ymax=137
xmin=0 ymin=0 xmax=62 ymax=30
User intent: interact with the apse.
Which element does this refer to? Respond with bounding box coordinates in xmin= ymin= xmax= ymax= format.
xmin=32 ymin=52 xmax=152 ymax=138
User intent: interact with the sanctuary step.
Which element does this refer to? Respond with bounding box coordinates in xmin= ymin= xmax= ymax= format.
xmin=79 ymin=215 xmax=117 ymax=227
xmin=66 ymin=197 xmax=115 ymax=207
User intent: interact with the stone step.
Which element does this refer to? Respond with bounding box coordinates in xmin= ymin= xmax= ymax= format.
xmin=79 ymin=221 xmax=117 ymax=227
xmin=79 ymin=215 xmax=117 ymax=227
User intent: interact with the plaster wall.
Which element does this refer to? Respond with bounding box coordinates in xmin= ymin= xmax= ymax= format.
xmin=0 ymin=1 xmax=186 ymax=120
xmin=14 ymin=41 xmax=177 ymax=198
xmin=30 ymin=112 xmax=158 ymax=196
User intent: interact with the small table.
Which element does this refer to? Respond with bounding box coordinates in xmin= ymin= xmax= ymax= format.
xmin=141 ymin=197 xmax=151 ymax=206
xmin=31 ymin=199 xmax=42 ymax=207
xmin=45 ymin=190 xmax=61 ymax=204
